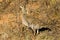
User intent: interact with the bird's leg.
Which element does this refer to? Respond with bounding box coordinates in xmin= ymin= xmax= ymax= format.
xmin=33 ymin=29 xmax=36 ymax=35
xmin=36 ymin=29 xmax=39 ymax=34
xmin=33 ymin=29 xmax=39 ymax=35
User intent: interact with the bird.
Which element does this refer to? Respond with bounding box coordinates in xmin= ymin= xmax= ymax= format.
xmin=20 ymin=6 xmax=47 ymax=35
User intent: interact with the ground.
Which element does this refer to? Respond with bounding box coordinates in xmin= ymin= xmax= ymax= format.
xmin=0 ymin=0 xmax=60 ymax=40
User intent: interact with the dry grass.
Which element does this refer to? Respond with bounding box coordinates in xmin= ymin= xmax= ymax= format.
xmin=0 ymin=0 xmax=60 ymax=40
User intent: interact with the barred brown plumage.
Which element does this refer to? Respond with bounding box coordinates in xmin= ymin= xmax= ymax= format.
xmin=20 ymin=6 xmax=50 ymax=35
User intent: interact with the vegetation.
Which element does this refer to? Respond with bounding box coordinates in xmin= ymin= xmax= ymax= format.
xmin=0 ymin=0 xmax=60 ymax=40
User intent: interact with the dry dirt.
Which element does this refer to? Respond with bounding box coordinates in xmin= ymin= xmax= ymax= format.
xmin=0 ymin=0 xmax=60 ymax=40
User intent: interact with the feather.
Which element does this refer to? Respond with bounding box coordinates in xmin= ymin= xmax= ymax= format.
xmin=22 ymin=15 xmax=29 ymax=26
